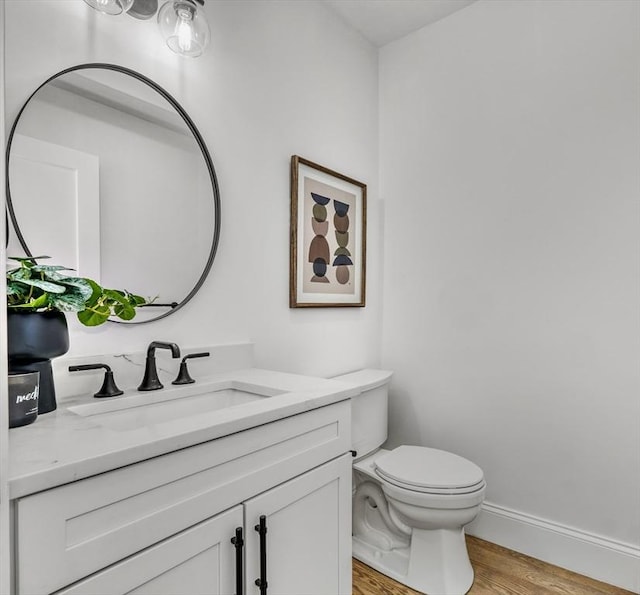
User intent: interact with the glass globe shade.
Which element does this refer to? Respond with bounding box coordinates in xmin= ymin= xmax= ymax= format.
xmin=157 ymin=0 xmax=210 ymax=57
xmin=83 ymin=0 xmax=134 ymax=16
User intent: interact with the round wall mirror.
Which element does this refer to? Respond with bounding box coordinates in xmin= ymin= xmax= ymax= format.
xmin=6 ymin=63 xmax=221 ymax=324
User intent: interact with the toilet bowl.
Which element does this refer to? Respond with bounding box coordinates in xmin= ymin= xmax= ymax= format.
xmin=334 ymin=370 xmax=485 ymax=595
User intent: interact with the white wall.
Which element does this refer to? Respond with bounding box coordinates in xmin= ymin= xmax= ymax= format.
xmin=380 ymin=0 xmax=640 ymax=587
xmin=0 ymin=3 xmax=10 ymax=592
xmin=3 ymin=0 xmax=381 ymax=376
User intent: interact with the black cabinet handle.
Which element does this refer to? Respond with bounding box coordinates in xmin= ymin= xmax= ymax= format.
xmin=231 ymin=526 xmax=244 ymax=595
xmin=254 ymin=515 xmax=268 ymax=595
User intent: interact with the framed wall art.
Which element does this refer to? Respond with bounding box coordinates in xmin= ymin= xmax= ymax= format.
xmin=290 ymin=155 xmax=366 ymax=308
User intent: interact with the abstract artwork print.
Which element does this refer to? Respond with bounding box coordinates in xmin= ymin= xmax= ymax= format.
xmin=303 ymin=176 xmax=356 ymax=295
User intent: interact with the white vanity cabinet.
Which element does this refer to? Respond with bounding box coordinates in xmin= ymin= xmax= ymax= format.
xmin=13 ymin=401 xmax=352 ymax=595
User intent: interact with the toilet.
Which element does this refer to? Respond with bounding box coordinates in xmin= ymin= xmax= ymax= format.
xmin=334 ymin=369 xmax=485 ymax=595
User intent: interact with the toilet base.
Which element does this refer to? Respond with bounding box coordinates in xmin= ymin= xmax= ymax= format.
xmin=353 ymin=526 xmax=474 ymax=595
xmin=353 ymin=536 xmax=411 ymax=585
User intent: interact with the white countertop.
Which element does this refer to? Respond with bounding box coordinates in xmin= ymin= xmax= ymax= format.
xmin=8 ymin=368 xmax=358 ymax=499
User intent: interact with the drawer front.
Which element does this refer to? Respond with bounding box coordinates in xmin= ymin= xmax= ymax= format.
xmin=54 ymin=506 xmax=242 ymax=595
xmin=17 ymin=401 xmax=350 ymax=594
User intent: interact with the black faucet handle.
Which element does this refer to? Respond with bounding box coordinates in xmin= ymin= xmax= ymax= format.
xmin=172 ymin=352 xmax=211 ymax=385
xmin=68 ymin=363 xmax=124 ymax=399
xmin=184 ymin=352 xmax=210 ymax=361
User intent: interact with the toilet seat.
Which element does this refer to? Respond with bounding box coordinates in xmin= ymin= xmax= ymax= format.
xmin=374 ymin=445 xmax=485 ymax=495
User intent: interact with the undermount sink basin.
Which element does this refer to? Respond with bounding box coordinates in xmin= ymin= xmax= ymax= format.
xmin=67 ymin=382 xmax=284 ymax=432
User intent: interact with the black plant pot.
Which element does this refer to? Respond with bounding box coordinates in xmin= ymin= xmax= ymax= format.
xmin=7 ymin=311 xmax=70 ymax=414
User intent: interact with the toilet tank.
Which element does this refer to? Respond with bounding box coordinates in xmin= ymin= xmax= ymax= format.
xmin=332 ymin=369 xmax=393 ymax=459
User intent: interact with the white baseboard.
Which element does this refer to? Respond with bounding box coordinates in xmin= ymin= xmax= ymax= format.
xmin=466 ymin=501 xmax=640 ymax=593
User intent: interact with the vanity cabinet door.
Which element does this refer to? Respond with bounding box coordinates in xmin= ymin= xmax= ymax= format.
xmin=244 ymin=454 xmax=352 ymax=595
xmin=54 ymin=506 xmax=243 ymax=595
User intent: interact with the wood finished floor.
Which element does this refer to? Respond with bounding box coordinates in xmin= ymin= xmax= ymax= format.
xmin=352 ymin=536 xmax=634 ymax=595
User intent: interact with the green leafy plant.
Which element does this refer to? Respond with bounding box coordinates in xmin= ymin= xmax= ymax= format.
xmin=6 ymin=256 xmax=147 ymax=326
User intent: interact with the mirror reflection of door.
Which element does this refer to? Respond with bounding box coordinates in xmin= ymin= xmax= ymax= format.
xmin=8 ymin=134 xmax=101 ymax=283
xmin=7 ymin=65 xmax=220 ymax=324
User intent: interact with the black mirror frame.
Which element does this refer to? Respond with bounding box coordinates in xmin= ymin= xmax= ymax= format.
xmin=5 ymin=63 xmax=221 ymax=324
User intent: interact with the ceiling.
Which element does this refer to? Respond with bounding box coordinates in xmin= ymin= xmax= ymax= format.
xmin=323 ymin=0 xmax=477 ymax=47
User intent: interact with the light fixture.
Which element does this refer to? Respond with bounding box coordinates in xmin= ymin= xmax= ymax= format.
xmin=157 ymin=0 xmax=210 ymax=58
xmin=82 ymin=0 xmax=210 ymax=57
xmin=83 ymin=0 xmax=134 ymax=16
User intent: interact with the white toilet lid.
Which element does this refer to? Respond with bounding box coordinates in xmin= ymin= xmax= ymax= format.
xmin=374 ymin=445 xmax=484 ymax=492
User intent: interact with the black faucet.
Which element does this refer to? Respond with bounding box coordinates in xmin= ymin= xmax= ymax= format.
xmin=138 ymin=341 xmax=181 ymax=391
